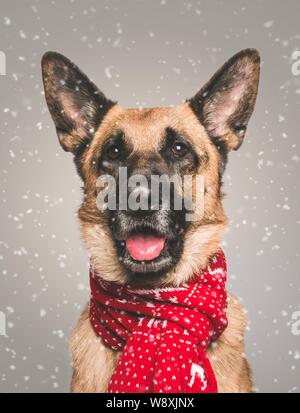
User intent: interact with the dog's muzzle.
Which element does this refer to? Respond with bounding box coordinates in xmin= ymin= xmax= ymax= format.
xmin=108 ymin=169 xmax=189 ymax=278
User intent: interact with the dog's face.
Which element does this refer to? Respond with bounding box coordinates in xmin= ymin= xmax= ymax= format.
xmin=42 ymin=49 xmax=260 ymax=286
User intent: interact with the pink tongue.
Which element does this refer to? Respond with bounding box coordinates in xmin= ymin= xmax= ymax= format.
xmin=126 ymin=235 xmax=165 ymax=261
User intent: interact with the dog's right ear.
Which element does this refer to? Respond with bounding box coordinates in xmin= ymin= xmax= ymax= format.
xmin=41 ymin=52 xmax=115 ymax=153
xmin=187 ymin=49 xmax=260 ymax=152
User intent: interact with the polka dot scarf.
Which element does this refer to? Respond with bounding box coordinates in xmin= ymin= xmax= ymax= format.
xmin=89 ymin=250 xmax=228 ymax=393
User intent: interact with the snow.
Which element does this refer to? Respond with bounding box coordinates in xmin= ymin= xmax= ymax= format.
xmin=0 ymin=0 xmax=299 ymax=394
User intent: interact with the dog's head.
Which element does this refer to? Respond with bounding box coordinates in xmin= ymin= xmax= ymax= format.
xmin=42 ymin=49 xmax=260 ymax=286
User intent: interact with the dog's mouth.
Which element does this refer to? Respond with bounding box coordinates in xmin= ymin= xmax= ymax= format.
xmin=125 ymin=234 xmax=166 ymax=262
xmin=116 ymin=228 xmax=175 ymax=277
xmin=110 ymin=210 xmax=186 ymax=278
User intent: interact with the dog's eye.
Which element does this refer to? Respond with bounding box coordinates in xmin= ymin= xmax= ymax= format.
xmin=105 ymin=144 xmax=123 ymax=161
xmin=172 ymin=141 xmax=188 ymax=158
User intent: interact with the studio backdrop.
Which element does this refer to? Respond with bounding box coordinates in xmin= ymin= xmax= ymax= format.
xmin=0 ymin=0 xmax=299 ymax=393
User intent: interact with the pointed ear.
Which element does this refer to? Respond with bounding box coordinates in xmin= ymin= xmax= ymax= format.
xmin=188 ymin=49 xmax=260 ymax=151
xmin=41 ymin=52 xmax=116 ymax=153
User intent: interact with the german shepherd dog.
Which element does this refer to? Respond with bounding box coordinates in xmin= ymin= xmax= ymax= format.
xmin=41 ymin=48 xmax=260 ymax=392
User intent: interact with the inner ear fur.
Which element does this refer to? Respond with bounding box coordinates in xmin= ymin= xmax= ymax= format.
xmin=41 ymin=51 xmax=116 ymax=153
xmin=188 ymin=48 xmax=260 ymax=151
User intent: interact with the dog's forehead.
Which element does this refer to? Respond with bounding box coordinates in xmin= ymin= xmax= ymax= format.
xmin=102 ymin=106 xmax=180 ymax=151
xmin=94 ymin=103 xmax=207 ymax=152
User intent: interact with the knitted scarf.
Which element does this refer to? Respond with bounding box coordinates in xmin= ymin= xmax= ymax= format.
xmin=89 ymin=250 xmax=228 ymax=393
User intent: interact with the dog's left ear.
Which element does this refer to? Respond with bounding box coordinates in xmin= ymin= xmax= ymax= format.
xmin=188 ymin=48 xmax=260 ymax=151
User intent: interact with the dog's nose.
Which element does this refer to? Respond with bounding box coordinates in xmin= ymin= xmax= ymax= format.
xmin=126 ymin=171 xmax=153 ymax=214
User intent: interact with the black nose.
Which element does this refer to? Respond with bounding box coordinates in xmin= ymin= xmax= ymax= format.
xmin=126 ymin=169 xmax=154 ymax=214
xmin=125 ymin=173 xmax=180 ymax=214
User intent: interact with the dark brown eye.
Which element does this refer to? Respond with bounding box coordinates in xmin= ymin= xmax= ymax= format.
xmin=103 ymin=130 xmax=125 ymax=162
xmin=172 ymin=141 xmax=188 ymax=158
xmin=106 ymin=144 xmax=122 ymax=161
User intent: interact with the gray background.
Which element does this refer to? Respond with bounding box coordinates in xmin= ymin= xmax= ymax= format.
xmin=0 ymin=0 xmax=299 ymax=393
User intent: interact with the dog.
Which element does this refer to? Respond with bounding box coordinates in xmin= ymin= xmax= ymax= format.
xmin=41 ymin=48 xmax=260 ymax=393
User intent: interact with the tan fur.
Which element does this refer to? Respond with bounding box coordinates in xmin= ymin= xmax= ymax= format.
xmin=70 ymin=293 xmax=253 ymax=393
xmin=207 ymin=295 xmax=253 ymax=392
xmin=70 ymin=306 xmax=120 ymax=393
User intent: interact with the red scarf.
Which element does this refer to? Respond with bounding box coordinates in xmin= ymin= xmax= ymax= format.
xmin=89 ymin=250 xmax=228 ymax=393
